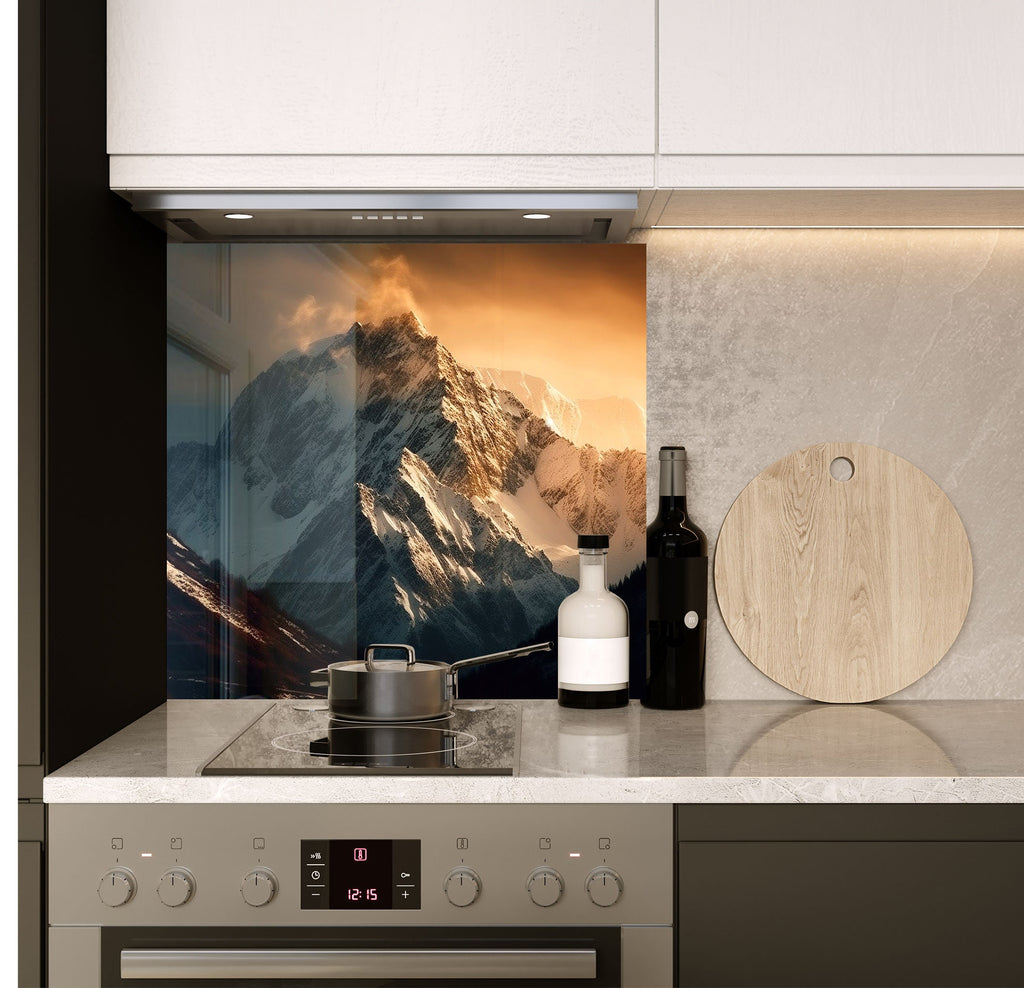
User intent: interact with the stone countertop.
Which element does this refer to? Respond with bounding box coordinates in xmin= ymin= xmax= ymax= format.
xmin=43 ymin=699 xmax=1024 ymax=804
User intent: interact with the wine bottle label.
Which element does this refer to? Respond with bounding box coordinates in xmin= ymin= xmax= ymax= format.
xmin=646 ymin=556 xmax=708 ymax=622
xmin=557 ymin=636 xmax=629 ymax=690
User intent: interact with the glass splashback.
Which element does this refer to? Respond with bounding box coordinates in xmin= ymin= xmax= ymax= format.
xmin=166 ymin=244 xmax=646 ymax=699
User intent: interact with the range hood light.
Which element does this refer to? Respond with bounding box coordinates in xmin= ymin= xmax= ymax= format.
xmin=128 ymin=192 xmax=637 ymax=241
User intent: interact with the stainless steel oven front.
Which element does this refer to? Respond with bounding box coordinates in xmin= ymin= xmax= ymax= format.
xmin=48 ymin=803 xmax=673 ymax=987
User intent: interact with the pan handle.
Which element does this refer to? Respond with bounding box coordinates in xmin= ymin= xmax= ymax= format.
xmin=365 ymin=644 xmax=417 ymax=671
xmin=447 ymin=642 xmax=553 ymax=685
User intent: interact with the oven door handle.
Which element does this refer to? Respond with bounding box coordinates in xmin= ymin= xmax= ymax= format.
xmin=121 ymin=947 xmax=598 ymax=980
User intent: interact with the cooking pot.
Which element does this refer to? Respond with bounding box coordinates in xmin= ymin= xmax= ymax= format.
xmin=315 ymin=642 xmax=552 ymax=722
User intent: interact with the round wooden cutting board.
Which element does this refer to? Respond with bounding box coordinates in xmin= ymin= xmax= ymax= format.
xmin=714 ymin=442 xmax=972 ymax=703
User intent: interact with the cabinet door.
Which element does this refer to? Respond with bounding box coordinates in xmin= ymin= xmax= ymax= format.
xmin=108 ymin=0 xmax=655 ymax=157
xmin=677 ymin=840 xmax=1024 ymax=987
xmin=19 ymin=841 xmax=42 ymax=988
xmin=659 ymin=0 xmax=1024 ymax=155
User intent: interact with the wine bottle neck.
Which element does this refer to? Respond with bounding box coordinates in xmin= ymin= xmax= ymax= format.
xmin=659 ymin=453 xmax=687 ymax=498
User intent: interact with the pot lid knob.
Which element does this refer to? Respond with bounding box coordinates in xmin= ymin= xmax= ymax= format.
xmin=364 ymin=643 xmax=417 ymax=671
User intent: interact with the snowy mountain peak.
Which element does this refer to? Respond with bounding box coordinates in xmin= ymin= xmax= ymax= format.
xmin=362 ymin=310 xmax=429 ymax=339
xmin=168 ymin=310 xmax=645 ymax=662
xmin=475 ymin=367 xmax=582 ymax=443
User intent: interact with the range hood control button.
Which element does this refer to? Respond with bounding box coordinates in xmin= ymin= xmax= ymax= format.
xmin=157 ymin=868 xmax=196 ymax=907
xmin=97 ymin=868 xmax=136 ymax=907
xmin=526 ymin=867 xmax=564 ymax=907
xmin=241 ymin=867 xmax=278 ymax=907
xmin=585 ymin=867 xmax=623 ymax=907
xmin=444 ymin=867 xmax=481 ymax=907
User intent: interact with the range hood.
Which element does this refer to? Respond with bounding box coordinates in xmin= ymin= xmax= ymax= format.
xmin=119 ymin=191 xmax=639 ymax=243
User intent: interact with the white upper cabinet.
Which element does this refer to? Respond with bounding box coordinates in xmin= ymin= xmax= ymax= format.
xmin=108 ymin=0 xmax=655 ymax=157
xmin=659 ymin=0 xmax=1024 ymax=156
xmin=109 ymin=0 xmax=1024 ymax=193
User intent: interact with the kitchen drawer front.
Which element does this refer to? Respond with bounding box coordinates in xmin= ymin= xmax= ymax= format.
xmin=676 ymin=837 xmax=1024 ymax=987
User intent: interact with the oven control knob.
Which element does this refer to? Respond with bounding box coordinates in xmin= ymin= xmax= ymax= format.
xmin=97 ymin=868 xmax=136 ymax=907
xmin=526 ymin=867 xmax=564 ymax=907
xmin=444 ymin=867 xmax=481 ymax=907
xmin=157 ymin=868 xmax=196 ymax=907
xmin=241 ymin=867 xmax=278 ymax=907
xmin=585 ymin=867 xmax=623 ymax=907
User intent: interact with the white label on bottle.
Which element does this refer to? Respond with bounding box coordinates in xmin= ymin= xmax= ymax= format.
xmin=558 ymin=636 xmax=629 ymax=690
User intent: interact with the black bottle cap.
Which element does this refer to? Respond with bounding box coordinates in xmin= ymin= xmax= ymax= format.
xmin=577 ymin=534 xmax=609 ymax=549
xmin=659 ymin=446 xmax=687 ymax=460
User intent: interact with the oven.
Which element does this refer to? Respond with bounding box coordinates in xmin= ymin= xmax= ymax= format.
xmin=48 ymin=803 xmax=673 ymax=987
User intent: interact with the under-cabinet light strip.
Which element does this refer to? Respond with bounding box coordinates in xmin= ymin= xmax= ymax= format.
xmin=649 ymin=224 xmax=1024 ymax=229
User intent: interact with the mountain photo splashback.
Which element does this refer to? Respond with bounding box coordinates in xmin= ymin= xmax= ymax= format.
xmin=166 ymin=244 xmax=646 ymax=699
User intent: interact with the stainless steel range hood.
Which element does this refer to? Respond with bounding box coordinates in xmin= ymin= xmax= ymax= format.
xmin=120 ymin=191 xmax=639 ymax=243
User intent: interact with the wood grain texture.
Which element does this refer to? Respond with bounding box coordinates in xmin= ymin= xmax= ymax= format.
xmin=107 ymin=0 xmax=655 ymax=156
xmin=714 ymin=443 xmax=972 ymax=703
xmin=109 ymin=154 xmax=657 ymax=191
xmin=660 ymin=0 xmax=1024 ymax=155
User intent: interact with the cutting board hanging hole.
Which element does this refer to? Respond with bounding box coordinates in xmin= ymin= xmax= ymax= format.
xmin=830 ymin=456 xmax=854 ymax=482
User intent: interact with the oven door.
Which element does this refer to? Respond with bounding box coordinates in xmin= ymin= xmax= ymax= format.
xmin=100 ymin=926 xmax=623 ymax=987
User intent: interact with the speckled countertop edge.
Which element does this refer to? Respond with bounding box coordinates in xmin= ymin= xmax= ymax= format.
xmin=43 ymin=774 xmax=1024 ymax=805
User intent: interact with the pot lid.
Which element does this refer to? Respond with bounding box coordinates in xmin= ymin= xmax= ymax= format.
xmin=328 ymin=658 xmax=447 ymax=673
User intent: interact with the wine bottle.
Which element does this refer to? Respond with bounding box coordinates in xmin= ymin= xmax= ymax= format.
xmin=643 ymin=447 xmax=708 ymax=709
xmin=557 ymin=534 xmax=629 ymax=708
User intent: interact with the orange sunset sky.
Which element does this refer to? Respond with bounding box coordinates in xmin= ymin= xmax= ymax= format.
xmin=171 ymin=242 xmax=646 ymax=414
xmin=340 ymin=243 xmax=646 ymax=409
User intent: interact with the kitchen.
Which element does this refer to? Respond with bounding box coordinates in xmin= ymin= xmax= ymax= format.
xmin=18 ymin=2 xmax=1024 ymax=986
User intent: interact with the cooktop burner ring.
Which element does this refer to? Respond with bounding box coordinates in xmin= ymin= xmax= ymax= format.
xmin=270 ymin=724 xmax=479 ymax=759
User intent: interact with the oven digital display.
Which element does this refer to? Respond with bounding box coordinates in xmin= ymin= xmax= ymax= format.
xmin=300 ymin=839 xmax=420 ymax=909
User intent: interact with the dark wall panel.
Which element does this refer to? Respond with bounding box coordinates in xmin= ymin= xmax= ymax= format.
xmin=43 ymin=0 xmax=167 ymax=770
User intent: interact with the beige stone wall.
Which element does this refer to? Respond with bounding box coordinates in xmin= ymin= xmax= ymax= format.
xmin=637 ymin=228 xmax=1024 ymax=699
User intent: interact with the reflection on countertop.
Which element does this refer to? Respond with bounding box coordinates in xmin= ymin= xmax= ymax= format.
xmin=521 ymin=699 xmax=1024 ymax=779
xmin=725 ymin=704 xmax=957 ymax=777
xmin=44 ymin=699 xmax=1024 ymax=805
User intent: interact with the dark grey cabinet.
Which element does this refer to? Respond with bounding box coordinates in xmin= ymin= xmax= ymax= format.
xmin=18 ymin=839 xmax=42 ymax=988
xmin=675 ymin=805 xmax=1024 ymax=988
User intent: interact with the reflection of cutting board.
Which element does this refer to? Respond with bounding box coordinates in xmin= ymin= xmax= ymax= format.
xmin=729 ymin=705 xmax=957 ymax=777
xmin=714 ymin=442 xmax=972 ymax=703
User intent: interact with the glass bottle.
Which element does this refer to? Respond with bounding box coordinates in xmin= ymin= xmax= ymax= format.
xmin=643 ymin=447 xmax=708 ymax=709
xmin=557 ymin=534 xmax=629 ymax=708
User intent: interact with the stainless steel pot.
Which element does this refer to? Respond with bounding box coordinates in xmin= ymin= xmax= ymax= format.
xmin=316 ymin=642 xmax=552 ymax=722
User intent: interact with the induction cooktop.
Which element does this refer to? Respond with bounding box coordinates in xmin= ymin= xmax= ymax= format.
xmin=201 ymin=701 xmax=520 ymax=775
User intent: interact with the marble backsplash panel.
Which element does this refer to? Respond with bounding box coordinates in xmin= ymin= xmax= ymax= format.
xmin=636 ymin=228 xmax=1024 ymax=699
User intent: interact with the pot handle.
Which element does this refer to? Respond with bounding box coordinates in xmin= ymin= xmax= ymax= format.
xmin=447 ymin=641 xmax=553 ymax=680
xmin=364 ymin=643 xmax=417 ymax=671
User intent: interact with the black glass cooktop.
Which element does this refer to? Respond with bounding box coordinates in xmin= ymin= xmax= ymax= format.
xmin=201 ymin=701 xmax=520 ymax=776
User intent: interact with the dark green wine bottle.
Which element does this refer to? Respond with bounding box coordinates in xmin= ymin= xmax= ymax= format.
xmin=642 ymin=447 xmax=708 ymax=709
